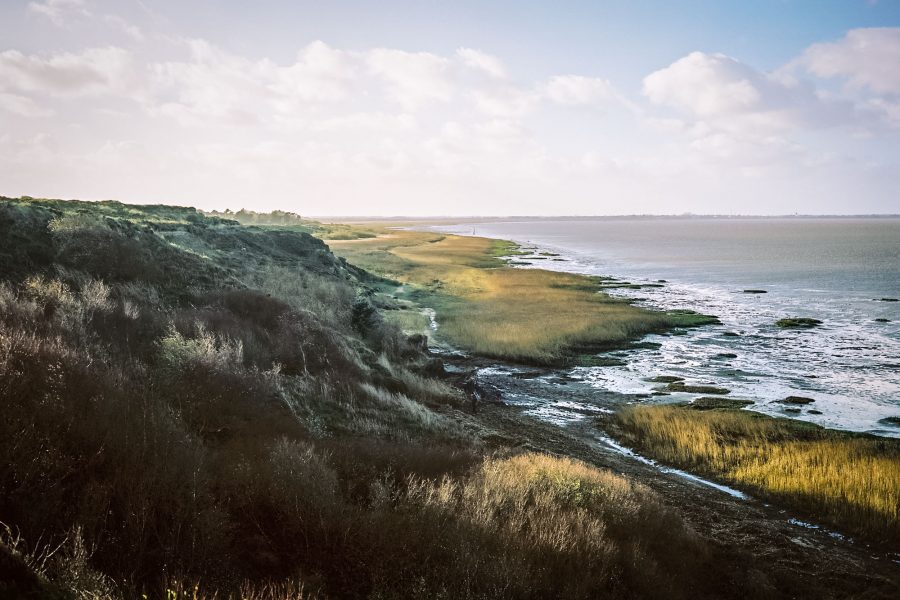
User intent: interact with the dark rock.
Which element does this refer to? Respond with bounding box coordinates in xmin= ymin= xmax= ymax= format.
xmin=630 ymin=341 xmax=662 ymax=350
xmin=479 ymin=382 xmax=504 ymax=404
xmin=743 ymin=289 xmax=767 ymax=294
xmin=646 ymin=375 xmax=684 ymax=384
xmin=690 ymin=397 xmax=753 ymax=410
xmin=779 ymin=396 xmax=815 ymax=405
xmin=510 ymin=370 xmax=546 ymax=379
xmin=715 ymin=353 xmax=738 ymax=359
xmin=421 ymin=357 xmax=446 ymax=377
xmin=874 ymin=318 xmax=891 ymax=323
xmin=878 ymin=298 xmax=898 ymax=302
xmin=576 ymin=355 xmax=627 ymax=367
xmin=666 ymin=382 xmax=730 ymax=395
xmin=784 ymin=407 xmax=802 ymax=414
xmin=879 ymin=416 xmax=900 ymax=426
xmin=722 ymin=331 xmax=740 ymax=337
xmin=808 ymin=409 xmax=823 ymax=415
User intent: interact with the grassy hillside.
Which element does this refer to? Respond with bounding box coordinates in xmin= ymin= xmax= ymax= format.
xmin=0 ymin=197 xmax=725 ymax=599
xmin=203 ymin=208 xmax=378 ymax=240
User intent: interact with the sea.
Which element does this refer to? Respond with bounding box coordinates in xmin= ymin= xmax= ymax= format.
xmin=432 ymin=217 xmax=900 ymax=438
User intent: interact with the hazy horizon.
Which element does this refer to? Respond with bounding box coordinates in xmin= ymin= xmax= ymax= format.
xmin=2 ymin=1 xmax=900 ymax=215
xmin=308 ymin=213 xmax=900 ymax=220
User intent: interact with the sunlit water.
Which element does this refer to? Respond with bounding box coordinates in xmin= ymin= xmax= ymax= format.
xmin=433 ymin=218 xmax=900 ymax=437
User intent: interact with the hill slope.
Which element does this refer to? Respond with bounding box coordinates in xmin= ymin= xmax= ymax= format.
xmin=1 ymin=198 xmax=723 ymax=599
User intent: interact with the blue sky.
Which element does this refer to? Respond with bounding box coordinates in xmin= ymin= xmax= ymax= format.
xmin=1 ymin=0 xmax=899 ymax=214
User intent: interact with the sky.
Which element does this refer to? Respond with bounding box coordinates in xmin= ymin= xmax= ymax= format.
xmin=1 ymin=1 xmax=899 ymax=215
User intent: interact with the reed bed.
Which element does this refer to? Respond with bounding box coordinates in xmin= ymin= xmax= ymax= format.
xmin=330 ymin=231 xmax=671 ymax=363
xmin=613 ymin=405 xmax=900 ymax=543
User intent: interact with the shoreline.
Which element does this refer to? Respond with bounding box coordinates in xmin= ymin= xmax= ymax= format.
xmin=329 ymin=223 xmax=899 ymax=548
xmin=434 ymin=346 xmax=900 ymax=551
xmin=414 ymin=222 xmax=900 ymax=439
xmin=432 ymin=348 xmax=900 ymax=591
xmin=328 ymin=228 xmax=717 ymax=366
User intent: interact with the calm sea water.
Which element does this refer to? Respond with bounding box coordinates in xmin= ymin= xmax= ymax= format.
xmin=434 ymin=218 xmax=900 ymax=437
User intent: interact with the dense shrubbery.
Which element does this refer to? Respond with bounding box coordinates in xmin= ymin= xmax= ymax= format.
xmin=203 ymin=208 xmax=377 ymax=240
xmin=0 ymin=198 xmax=724 ymax=599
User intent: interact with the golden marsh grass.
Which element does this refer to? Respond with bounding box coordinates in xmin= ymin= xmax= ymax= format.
xmin=613 ymin=405 xmax=900 ymax=543
xmin=330 ymin=230 xmax=671 ymax=362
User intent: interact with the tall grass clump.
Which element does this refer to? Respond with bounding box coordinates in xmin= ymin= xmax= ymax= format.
xmin=384 ymin=452 xmax=710 ymax=599
xmin=613 ymin=405 xmax=900 ymax=543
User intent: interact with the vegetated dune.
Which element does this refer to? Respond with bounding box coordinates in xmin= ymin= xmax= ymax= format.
xmin=1 ymin=197 xmax=733 ymax=599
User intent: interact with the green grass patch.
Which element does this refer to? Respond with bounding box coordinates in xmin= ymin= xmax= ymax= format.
xmin=665 ymin=309 xmax=721 ymax=328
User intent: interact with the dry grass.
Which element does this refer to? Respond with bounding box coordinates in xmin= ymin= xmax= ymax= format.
xmin=397 ymin=452 xmax=709 ymax=598
xmin=613 ymin=405 xmax=900 ymax=543
xmin=330 ymin=230 xmax=670 ymax=363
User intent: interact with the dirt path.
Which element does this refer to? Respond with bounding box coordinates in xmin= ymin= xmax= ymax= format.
xmin=441 ymin=358 xmax=900 ymax=599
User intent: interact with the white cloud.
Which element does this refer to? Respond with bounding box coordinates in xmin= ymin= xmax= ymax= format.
xmin=274 ymin=40 xmax=357 ymax=103
xmin=309 ymin=112 xmax=417 ymax=132
xmin=28 ymin=0 xmax=90 ymax=25
xmin=1 ymin=23 xmax=897 ymax=215
xmin=642 ymin=51 xmax=860 ymax=134
xmin=150 ymin=39 xmax=369 ymax=127
xmin=644 ymin=52 xmax=766 ymax=117
xmin=103 ymin=14 xmax=145 ymax=42
xmin=0 ymin=46 xmax=137 ymax=97
xmin=469 ymin=86 xmax=536 ymax=117
xmin=0 ymin=92 xmax=54 ymax=117
xmin=456 ymin=48 xmax=507 ymax=79
xmin=799 ymin=27 xmax=900 ymax=95
xmin=543 ymin=75 xmax=615 ymax=106
xmin=366 ymin=48 xmax=454 ymax=109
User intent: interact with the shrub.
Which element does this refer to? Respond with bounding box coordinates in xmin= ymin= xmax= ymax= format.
xmin=358 ymin=453 xmax=709 ymax=599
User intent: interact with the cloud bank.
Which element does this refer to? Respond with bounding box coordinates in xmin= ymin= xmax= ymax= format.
xmin=1 ymin=6 xmax=898 ymax=215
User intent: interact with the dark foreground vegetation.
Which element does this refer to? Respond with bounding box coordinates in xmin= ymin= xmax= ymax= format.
xmin=1 ymin=198 xmax=735 ymax=599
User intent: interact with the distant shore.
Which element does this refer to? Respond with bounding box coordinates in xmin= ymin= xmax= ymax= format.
xmin=316 ymin=213 xmax=900 ymax=224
